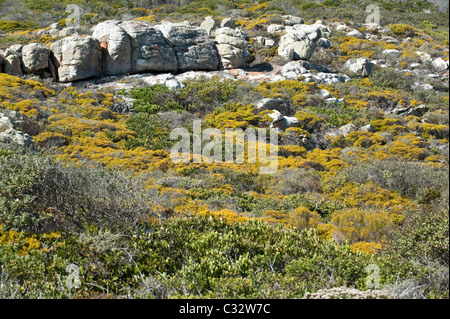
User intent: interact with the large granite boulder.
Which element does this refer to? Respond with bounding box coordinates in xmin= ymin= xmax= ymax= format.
xmin=50 ymin=36 xmax=102 ymax=82
xmin=92 ymin=20 xmax=133 ymax=75
xmin=2 ymin=44 xmax=23 ymax=76
xmin=156 ymin=23 xmax=219 ymax=72
xmin=120 ymin=21 xmax=178 ymax=74
xmin=21 ymin=43 xmax=49 ymax=74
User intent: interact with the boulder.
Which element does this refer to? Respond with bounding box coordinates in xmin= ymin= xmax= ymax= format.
xmin=415 ymin=51 xmax=432 ymax=63
xmin=92 ymin=21 xmax=132 ymax=75
xmin=4 ymin=44 xmax=23 ymax=57
xmin=327 ymin=123 xmax=357 ymax=138
xmin=432 ymin=57 xmax=448 ymax=72
xmin=267 ymin=24 xmax=285 ymax=34
xmin=2 ymin=54 xmax=23 ymax=76
xmin=156 ymin=24 xmax=219 ymax=72
xmin=57 ymin=27 xmax=84 ymax=37
xmin=200 ymin=17 xmax=219 ymax=36
xmin=0 ymin=128 xmax=34 ymax=148
xmin=282 ymin=15 xmax=304 ymax=26
xmin=50 ymin=36 xmax=102 ymax=82
xmin=255 ymin=98 xmax=290 ymax=114
xmin=120 ymin=21 xmax=177 ymax=74
xmin=347 ymin=29 xmax=365 ymax=39
xmin=220 ymin=18 xmax=236 ymax=28
xmin=278 ymin=25 xmax=323 ymax=61
xmin=0 ymin=114 xmax=12 ymax=133
xmin=382 ymin=49 xmax=402 ymax=58
xmin=215 ymin=27 xmax=251 ymax=69
xmin=343 ymin=57 xmax=374 ymax=77
xmin=21 ymin=43 xmax=49 ymax=74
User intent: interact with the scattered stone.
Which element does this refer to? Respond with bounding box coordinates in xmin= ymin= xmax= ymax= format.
xmin=432 ymin=57 xmax=448 ymax=72
xmin=382 ymin=49 xmax=402 ymax=58
xmin=343 ymin=57 xmax=374 ymax=77
xmin=0 ymin=129 xmax=35 ymax=148
xmin=347 ymin=29 xmax=365 ymax=39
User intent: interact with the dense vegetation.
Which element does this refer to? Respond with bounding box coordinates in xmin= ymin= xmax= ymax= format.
xmin=0 ymin=0 xmax=449 ymax=299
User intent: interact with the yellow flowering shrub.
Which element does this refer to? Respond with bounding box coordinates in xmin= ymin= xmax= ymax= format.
xmin=350 ymin=241 xmax=382 ymax=255
xmin=331 ymin=208 xmax=396 ymax=244
xmin=0 ymin=227 xmax=41 ymax=256
xmin=288 ymin=206 xmax=321 ymax=230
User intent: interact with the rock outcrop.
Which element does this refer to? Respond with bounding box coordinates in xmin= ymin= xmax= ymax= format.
xmin=21 ymin=43 xmax=49 ymax=74
xmin=343 ymin=57 xmax=374 ymax=77
xmin=215 ymin=27 xmax=251 ymax=69
xmin=50 ymin=36 xmax=102 ymax=82
xmin=278 ymin=24 xmax=326 ymax=61
xmin=120 ymin=21 xmax=177 ymax=74
xmin=200 ymin=17 xmax=219 ymax=36
xmin=157 ymin=23 xmax=219 ymax=72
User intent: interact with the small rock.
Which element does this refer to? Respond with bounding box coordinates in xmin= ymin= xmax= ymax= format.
xmin=220 ymin=18 xmax=236 ymax=28
xmin=383 ymin=49 xmax=402 ymax=58
xmin=432 ymin=57 xmax=448 ymax=72
xmin=343 ymin=57 xmax=374 ymax=77
xmin=267 ymin=24 xmax=285 ymax=34
xmin=347 ymin=29 xmax=365 ymax=39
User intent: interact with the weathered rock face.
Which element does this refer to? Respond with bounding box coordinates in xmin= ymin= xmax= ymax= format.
xmin=220 ymin=18 xmax=236 ymax=28
xmin=121 ymin=21 xmax=178 ymax=74
xmin=157 ymin=24 xmax=219 ymax=72
xmin=50 ymin=36 xmax=102 ymax=82
xmin=0 ymin=128 xmax=35 ymax=148
xmin=200 ymin=17 xmax=219 ymax=36
xmin=2 ymin=45 xmax=23 ymax=76
xmin=278 ymin=25 xmax=324 ymax=61
xmin=92 ymin=20 xmax=132 ymax=75
xmin=215 ymin=27 xmax=251 ymax=69
xmin=343 ymin=57 xmax=374 ymax=77
xmin=3 ymin=54 xmax=23 ymax=77
xmin=93 ymin=20 xmax=178 ymax=75
xmin=21 ymin=43 xmax=49 ymax=74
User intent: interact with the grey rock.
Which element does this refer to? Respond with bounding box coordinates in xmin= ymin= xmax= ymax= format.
xmin=267 ymin=24 xmax=285 ymax=34
xmin=220 ymin=18 xmax=236 ymax=28
xmin=359 ymin=124 xmax=374 ymax=132
xmin=157 ymin=24 xmax=219 ymax=72
xmin=92 ymin=20 xmax=133 ymax=75
xmin=21 ymin=43 xmax=49 ymax=74
xmin=382 ymin=49 xmax=402 ymax=58
xmin=347 ymin=29 xmax=365 ymax=39
xmin=200 ymin=17 xmax=219 ymax=36
xmin=0 ymin=129 xmax=35 ymax=148
xmin=432 ymin=57 xmax=448 ymax=72
xmin=121 ymin=21 xmax=178 ymax=74
xmin=343 ymin=57 xmax=374 ymax=77
xmin=50 ymin=36 xmax=102 ymax=82
xmin=255 ymin=98 xmax=290 ymax=114
xmin=57 ymin=27 xmax=84 ymax=37
xmin=3 ymin=53 xmax=23 ymax=76
xmin=215 ymin=27 xmax=251 ymax=69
